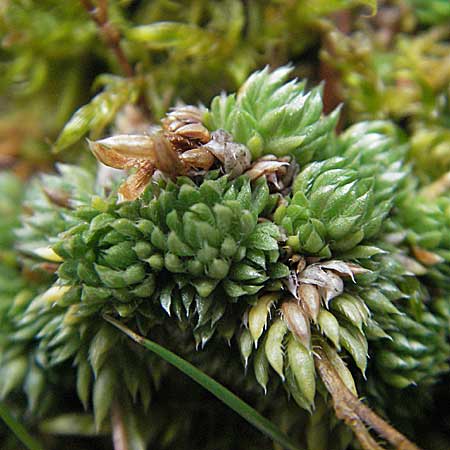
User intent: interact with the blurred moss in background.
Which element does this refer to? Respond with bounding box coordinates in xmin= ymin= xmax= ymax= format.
xmin=1 ymin=0 xmax=383 ymax=172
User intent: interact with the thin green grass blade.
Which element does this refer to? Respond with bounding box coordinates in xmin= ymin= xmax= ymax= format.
xmin=0 ymin=403 xmax=44 ymax=450
xmin=104 ymin=315 xmax=302 ymax=450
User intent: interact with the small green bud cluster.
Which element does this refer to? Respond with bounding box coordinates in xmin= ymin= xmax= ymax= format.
xmin=276 ymin=121 xmax=408 ymax=257
xmin=374 ymin=300 xmax=450 ymax=388
xmin=53 ymin=174 xmax=288 ymax=319
xmin=204 ymin=66 xmax=339 ymax=162
xmin=0 ymin=172 xmax=63 ymax=417
xmin=355 ymin=250 xmax=450 ymax=391
xmin=386 ymin=189 xmax=450 ymax=288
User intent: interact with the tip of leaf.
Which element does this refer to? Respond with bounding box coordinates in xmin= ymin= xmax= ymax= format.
xmin=103 ymin=315 xmax=143 ymax=345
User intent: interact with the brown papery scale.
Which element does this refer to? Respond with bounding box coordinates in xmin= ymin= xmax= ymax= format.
xmin=281 ymin=300 xmax=311 ymax=348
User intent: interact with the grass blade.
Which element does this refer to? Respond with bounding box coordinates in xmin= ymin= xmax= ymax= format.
xmin=104 ymin=315 xmax=302 ymax=450
xmin=0 ymin=402 xmax=44 ymax=450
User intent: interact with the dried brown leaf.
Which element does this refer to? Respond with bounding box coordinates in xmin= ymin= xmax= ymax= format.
xmin=298 ymin=284 xmax=321 ymax=323
xmin=411 ymin=246 xmax=444 ymax=266
xmin=281 ymin=300 xmax=311 ymax=348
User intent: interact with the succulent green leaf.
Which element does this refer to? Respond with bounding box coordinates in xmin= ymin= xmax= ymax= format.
xmin=286 ymin=337 xmax=316 ymax=412
xmin=265 ymin=318 xmax=288 ymax=381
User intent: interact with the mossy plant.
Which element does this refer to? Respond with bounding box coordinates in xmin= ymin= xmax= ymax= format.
xmin=0 ymin=2 xmax=449 ymax=450
xmin=0 ymin=64 xmax=447 ymax=450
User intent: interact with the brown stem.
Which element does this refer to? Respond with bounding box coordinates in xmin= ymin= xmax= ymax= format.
xmin=351 ymin=419 xmax=385 ymax=450
xmin=111 ymin=400 xmax=130 ymax=450
xmin=314 ymin=345 xmax=422 ymax=450
xmin=355 ymin=400 xmax=422 ymax=450
xmin=80 ymin=0 xmax=134 ymax=77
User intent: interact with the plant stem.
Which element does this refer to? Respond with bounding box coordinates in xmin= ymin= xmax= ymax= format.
xmin=314 ymin=346 xmax=421 ymax=450
xmin=351 ymin=419 xmax=385 ymax=450
xmin=0 ymin=402 xmax=44 ymax=450
xmin=104 ymin=315 xmax=302 ymax=450
xmin=355 ymin=399 xmax=422 ymax=450
xmin=111 ymin=400 xmax=130 ymax=450
xmin=80 ymin=0 xmax=134 ymax=77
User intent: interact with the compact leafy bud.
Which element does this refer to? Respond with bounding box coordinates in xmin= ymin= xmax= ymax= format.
xmin=0 ymin=172 xmax=65 ymax=417
xmin=204 ymin=66 xmax=340 ymax=162
xmin=348 ymin=245 xmax=450 ymax=399
xmin=277 ymin=122 xmax=409 ymax=256
xmin=47 ymin=173 xmax=288 ymax=347
xmin=388 ymin=189 xmax=450 ymax=288
xmin=370 ymin=297 xmax=450 ymax=389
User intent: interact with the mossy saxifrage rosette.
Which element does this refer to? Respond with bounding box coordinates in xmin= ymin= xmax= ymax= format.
xmin=4 ymin=67 xmax=449 ymax=447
